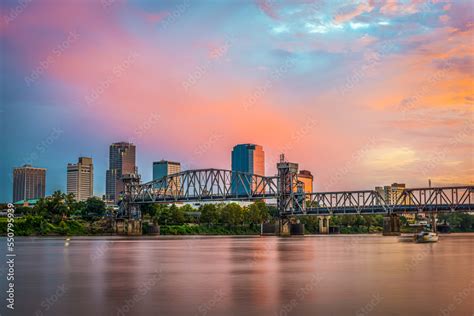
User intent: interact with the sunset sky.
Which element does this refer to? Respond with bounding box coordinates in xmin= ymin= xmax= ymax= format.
xmin=1 ymin=0 xmax=473 ymax=202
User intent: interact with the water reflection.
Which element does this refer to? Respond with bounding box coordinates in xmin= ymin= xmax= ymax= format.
xmin=1 ymin=235 xmax=473 ymax=315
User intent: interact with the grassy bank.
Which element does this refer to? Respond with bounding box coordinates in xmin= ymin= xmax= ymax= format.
xmin=0 ymin=216 xmax=114 ymax=236
xmin=2 ymin=216 xmax=474 ymax=236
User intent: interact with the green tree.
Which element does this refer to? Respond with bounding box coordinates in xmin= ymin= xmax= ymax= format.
xmin=399 ymin=215 xmax=408 ymax=227
xmin=169 ymin=204 xmax=185 ymax=225
xmin=52 ymin=191 xmax=69 ymax=219
xmin=200 ymin=204 xmax=219 ymax=225
xmin=32 ymin=197 xmax=49 ymax=217
xmin=267 ymin=205 xmax=279 ymax=218
xmin=140 ymin=204 xmax=156 ymax=217
xmin=440 ymin=213 xmax=474 ymax=231
xmin=374 ymin=214 xmax=384 ymax=227
xmin=459 ymin=213 xmax=474 ymax=230
xmin=245 ymin=201 xmax=270 ymax=225
xmin=331 ymin=216 xmax=341 ymax=226
xmin=180 ymin=204 xmax=196 ymax=223
xmin=153 ymin=205 xmax=171 ymax=225
xmin=220 ymin=203 xmax=243 ymax=226
xmin=82 ymin=197 xmax=106 ymax=219
xmin=65 ymin=192 xmax=77 ymax=213
xmin=363 ymin=215 xmax=374 ymax=232
xmin=299 ymin=215 xmax=320 ymax=234
xmin=14 ymin=206 xmax=33 ymax=216
xmin=444 ymin=213 xmax=462 ymax=227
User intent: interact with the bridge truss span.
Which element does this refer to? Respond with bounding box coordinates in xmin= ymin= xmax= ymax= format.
xmin=304 ymin=186 xmax=474 ymax=215
xmin=128 ymin=168 xmax=279 ymax=204
xmin=121 ymin=166 xmax=473 ymax=218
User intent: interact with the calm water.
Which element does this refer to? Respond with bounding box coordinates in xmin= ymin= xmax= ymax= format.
xmin=1 ymin=235 xmax=473 ymax=316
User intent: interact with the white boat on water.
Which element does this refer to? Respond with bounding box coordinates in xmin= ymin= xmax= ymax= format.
xmin=414 ymin=231 xmax=439 ymax=243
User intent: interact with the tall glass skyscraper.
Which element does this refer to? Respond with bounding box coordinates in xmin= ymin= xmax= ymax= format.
xmin=231 ymin=144 xmax=265 ymax=195
xmin=105 ymin=142 xmax=137 ymax=203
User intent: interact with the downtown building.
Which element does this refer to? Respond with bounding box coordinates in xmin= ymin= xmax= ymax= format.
xmin=298 ymin=170 xmax=314 ymax=198
xmin=67 ymin=157 xmax=94 ymax=201
xmin=12 ymin=165 xmax=46 ymax=203
xmin=105 ymin=142 xmax=137 ymax=204
xmin=375 ymin=183 xmax=407 ymax=205
xmin=231 ymin=144 xmax=265 ymax=195
xmin=153 ymin=160 xmax=181 ymax=194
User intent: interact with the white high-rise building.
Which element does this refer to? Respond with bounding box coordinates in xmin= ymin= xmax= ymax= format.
xmin=67 ymin=157 xmax=94 ymax=201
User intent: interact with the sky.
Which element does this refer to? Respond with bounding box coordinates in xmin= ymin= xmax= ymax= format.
xmin=0 ymin=0 xmax=473 ymax=202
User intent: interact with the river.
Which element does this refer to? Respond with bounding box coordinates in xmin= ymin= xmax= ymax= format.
xmin=1 ymin=234 xmax=473 ymax=315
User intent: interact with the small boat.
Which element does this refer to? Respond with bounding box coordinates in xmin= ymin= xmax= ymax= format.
xmin=414 ymin=231 xmax=439 ymax=243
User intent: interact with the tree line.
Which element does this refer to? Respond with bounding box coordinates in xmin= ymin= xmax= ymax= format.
xmin=140 ymin=200 xmax=277 ymax=227
xmin=2 ymin=190 xmax=473 ymax=234
xmin=6 ymin=191 xmax=107 ymax=224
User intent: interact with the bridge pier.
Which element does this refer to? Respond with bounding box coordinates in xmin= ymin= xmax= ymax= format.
xmin=279 ymin=218 xmax=291 ymax=237
xmin=114 ymin=218 xmax=142 ymax=236
xmin=261 ymin=223 xmax=278 ymax=236
xmin=277 ymin=218 xmax=305 ymax=236
xmin=383 ymin=214 xmax=400 ymax=236
xmin=318 ymin=216 xmax=330 ymax=234
xmin=430 ymin=213 xmax=437 ymax=232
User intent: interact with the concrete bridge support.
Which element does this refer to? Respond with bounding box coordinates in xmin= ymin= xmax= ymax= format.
xmin=114 ymin=219 xmax=142 ymax=236
xmin=430 ymin=213 xmax=438 ymax=232
xmin=290 ymin=223 xmax=305 ymax=235
xmin=279 ymin=218 xmax=291 ymax=237
xmin=261 ymin=223 xmax=279 ymax=236
xmin=383 ymin=214 xmax=400 ymax=236
xmin=318 ymin=216 xmax=330 ymax=234
xmin=277 ymin=218 xmax=305 ymax=236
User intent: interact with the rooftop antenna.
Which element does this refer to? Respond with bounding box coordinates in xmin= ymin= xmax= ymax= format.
xmin=429 ymin=179 xmax=432 ymax=188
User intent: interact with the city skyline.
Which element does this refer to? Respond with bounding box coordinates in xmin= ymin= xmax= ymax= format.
xmin=1 ymin=2 xmax=473 ymax=315
xmin=1 ymin=1 xmax=473 ymax=202
xmin=4 ymin=138 xmax=469 ymax=203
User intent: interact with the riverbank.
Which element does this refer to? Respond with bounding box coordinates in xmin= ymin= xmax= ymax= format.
xmin=3 ymin=216 xmax=474 ymax=236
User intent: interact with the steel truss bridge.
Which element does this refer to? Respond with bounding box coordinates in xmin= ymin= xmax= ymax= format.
xmin=120 ymin=167 xmax=473 ymax=218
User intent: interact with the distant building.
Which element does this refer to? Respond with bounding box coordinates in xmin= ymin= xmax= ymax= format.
xmin=13 ymin=165 xmax=46 ymax=203
xmin=298 ymin=170 xmax=314 ymax=195
xmin=67 ymin=157 xmax=94 ymax=201
xmin=231 ymin=144 xmax=265 ymax=195
xmin=153 ymin=160 xmax=181 ymax=180
xmin=153 ymin=160 xmax=181 ymax=194
xmin=375 ymin=183 xmax=407 ymax=205
xmin=13 ymin=199 xmax=39 ymax=208
xmin=106 ymin=142 xmax=137 ymax=203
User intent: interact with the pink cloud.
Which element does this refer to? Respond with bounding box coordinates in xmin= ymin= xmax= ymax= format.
xmin=439 ymin=15 xmax=450 ymax=24
xmin=379 ymin=1 xmax=420 ymax=16
xmin=334 ymin=2 xmax=374 ymax=24
xmin=256 ymin=0 xmax=279 ymax=20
